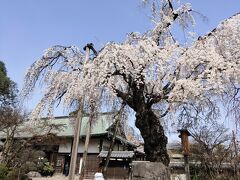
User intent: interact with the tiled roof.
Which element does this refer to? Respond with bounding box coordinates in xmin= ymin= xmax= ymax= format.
xmin=0 ymin=113 xmax=137 ymax=148
xmin=98 ymin=151 xmax=135 ymax=158
xmin=51 ymin=113 xmax=114 ymax=137
xmin=0 ymin=113 xmax=115 ymax=138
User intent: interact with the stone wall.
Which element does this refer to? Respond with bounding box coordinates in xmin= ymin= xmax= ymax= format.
xmin=130 ymin=161 xmax=170 ymax=180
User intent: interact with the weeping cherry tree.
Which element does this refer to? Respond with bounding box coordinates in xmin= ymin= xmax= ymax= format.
xmin=22 ymin=0 xmax=240 ymax=166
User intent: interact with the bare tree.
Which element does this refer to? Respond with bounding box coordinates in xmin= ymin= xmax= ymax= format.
xmin=189 ymin=120 xmax=232 ymax=179
xmin=0 ymin=107 xmax=25 ymax=166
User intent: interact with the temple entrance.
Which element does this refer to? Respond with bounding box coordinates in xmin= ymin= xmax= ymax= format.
xmin=63 ymin=155 xmax=71 ymax=176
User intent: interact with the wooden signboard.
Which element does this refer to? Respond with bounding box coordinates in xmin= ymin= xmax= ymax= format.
xmin=178 ymin=129 xmax=191 ymax=156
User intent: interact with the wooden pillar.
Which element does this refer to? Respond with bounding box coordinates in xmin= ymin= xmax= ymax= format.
xmin=232 ymin=130 xmax=240 ymax=180
xmin=178 ymin=129 xmax=191 ymax=180
xmin=68 ymin=101 xmax=84 ymax=180
xmin=69 ymin=43 xmax=91 ymax=180
xmin=99 ymin=138 xmax=103 ymax=152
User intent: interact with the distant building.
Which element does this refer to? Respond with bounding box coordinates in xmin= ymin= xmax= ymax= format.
xmin=0 ymin=113 xmax=143 ymax=179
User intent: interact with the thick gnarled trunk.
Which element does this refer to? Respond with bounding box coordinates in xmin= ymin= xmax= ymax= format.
xmin=135 ymin=109 xmax=170 ymax=166
xmin=114 ymin=78 xmax=170 ymax=165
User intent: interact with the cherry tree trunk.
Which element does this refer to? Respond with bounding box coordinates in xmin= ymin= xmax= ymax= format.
xmin=135 ymin=109 xmax=170 ymax=166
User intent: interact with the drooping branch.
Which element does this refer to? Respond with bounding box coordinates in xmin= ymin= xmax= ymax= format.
xmin=103 ymin=102 xmax=126 ymax=173
xmin=22 ymin=45 xmax=84 ymax=99
xmin=151 ymin=0 xmax=193 ymax=44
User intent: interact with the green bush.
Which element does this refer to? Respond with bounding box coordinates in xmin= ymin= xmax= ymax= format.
xmin=41 ymin=162 xmax=54 ymax=176
xmin=37 ymin=159 xmax=54 ymax=176
xmin=7 ymin=168 xmax=21 ymax=180
xmin=22 ymin=161 xmax=38 ymax=172
xmin=0 ymin=163 xmax=9 ymax=180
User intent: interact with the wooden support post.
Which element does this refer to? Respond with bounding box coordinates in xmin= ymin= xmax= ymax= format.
xmin=103 ymin=116 xmax=120 ymax=174
xmin=184 ymin=155 xmax=190 ymax=180
xmin=79 ymin=116 xmax=92 ymax=180
xmin=68 ymin=101 xmax=84 ymax=180
xmin=232 ymin=130 xmax=240 ymax=180
xmin=103 ymin=103 xmax=125 ymax=174
xmin=68 ymin=43 xmax=91 ymax=180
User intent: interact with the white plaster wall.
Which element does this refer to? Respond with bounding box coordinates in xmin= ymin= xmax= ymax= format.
xmin=77 ymin=139 xmax=100 ymax=153
xmin=58 ymin=139 xmax=72 ymax=153
xmin=58 ymin=138 xmax=100 ymax=153
xmin=102 ymin=140 xmax=125 ymax=151
xmin=58 ymin=138 xmax=126 ymax=153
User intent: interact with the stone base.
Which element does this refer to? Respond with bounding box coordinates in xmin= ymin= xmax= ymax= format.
xmin=130 ymin=161 xmax=170 ymax=180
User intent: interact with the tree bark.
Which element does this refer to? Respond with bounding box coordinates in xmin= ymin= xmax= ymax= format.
xmin=114 ymin=72 xmax=170 ymax=165
xmin=135 ymin=108 xmax=170 ymax=166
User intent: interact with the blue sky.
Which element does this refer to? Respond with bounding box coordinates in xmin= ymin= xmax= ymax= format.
xmin=0 ymin=0 xmax=240 ymax=114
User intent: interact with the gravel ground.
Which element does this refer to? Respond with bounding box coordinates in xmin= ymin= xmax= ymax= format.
xmin=32 ymin=175 xmax=122 ymax=180
xmin=32 ymin=174 xmax=91 ymax=180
